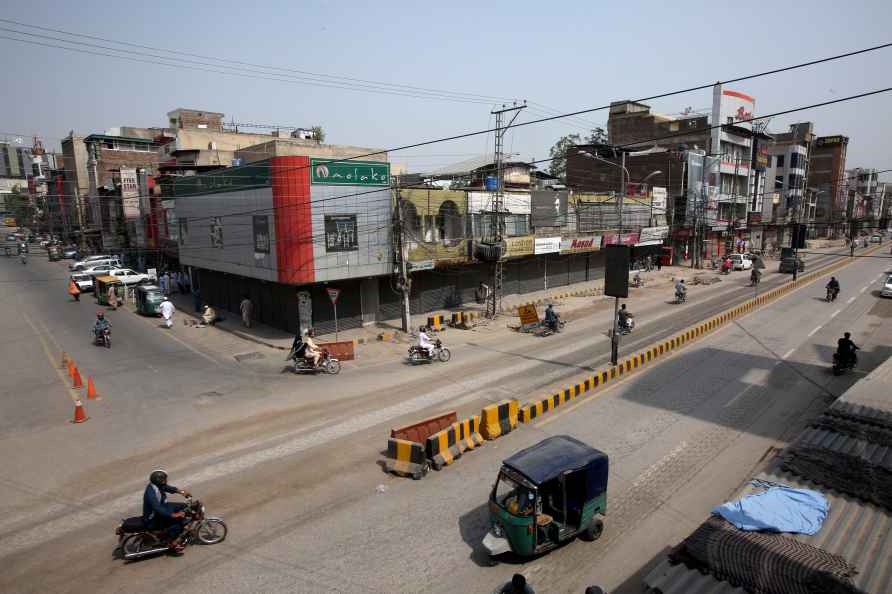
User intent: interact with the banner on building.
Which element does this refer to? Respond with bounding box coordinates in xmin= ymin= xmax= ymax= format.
xmin=638 ymin=226 xmax=669 ymax=242
xmin=651 ymin=187 xmax=667 ymax=213
xmin=530 ymin=190 xmax=568 ymax=227
xmin=534 ymin=236 xmax=561 ymax=255
xmin=324 ymin=214 xmax=358 ymax=252
xmin=209 ymin=217 xmax=224 ymax=248
xmin=120 ymin=167 xmax=140 ymax=219
xmin=504 ymin=236 xmax=534 ymax=258
xmin=311 ymin=159 xmax=389 ymax=186
xmin=253 ymin=215 xmax=270 ymax=256
xmin=603 ymin=233 xmax=639 ymax=246
xmin=560 ymin=235 xmax=602 ymax=254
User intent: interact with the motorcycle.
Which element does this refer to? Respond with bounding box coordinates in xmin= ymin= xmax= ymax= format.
xmin=826 ymin=287 xmax=839 ymax=302
xmin=538 ymin=317 xmax=567 ymax=337
xmin=288 ymin=348 xmax=341 ymax=375
xmin=20 ymin=253 xmax=27 ymax=265
xmin=115 ymin=496 xmax=227 ymax=560
xmin=408 ymin=339 xmax=451 ymax=364
xmin=93 ymin=327 xmax=111 ymax=348
xmin=832 ymin=352 xmax=856 ymax=376
xmin=750 ymin=271 xmax=761 ymax=286
xmin=674 ymin=290 xmax=687 ymax=304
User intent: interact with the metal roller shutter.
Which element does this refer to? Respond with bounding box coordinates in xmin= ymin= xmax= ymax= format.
xmin=568 ymin=254 xmax=588 ymax=285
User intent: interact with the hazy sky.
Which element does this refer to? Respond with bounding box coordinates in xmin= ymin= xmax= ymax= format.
xmin=2 ymin=0 xmax=890 ymax=179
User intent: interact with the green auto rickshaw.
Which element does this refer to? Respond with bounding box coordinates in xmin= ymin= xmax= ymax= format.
xmin=94 ymin=275 xmax=123 ymax=306
xmin=47 ymin=245 xmax=62 ymax=261
xmin=135 ymin=284 xmax=164 ymax=316
xmin=482 ymin=435 xmax=608 ymax=560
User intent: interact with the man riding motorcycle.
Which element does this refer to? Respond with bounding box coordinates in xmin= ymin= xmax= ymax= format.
xmin=142 ymin=470 xmax=191 ymax=554
xmin=836 ymin=332 xmax=859 ymax=369
xmin=826 ymin=277 xmax=840 ymax=301
xmin=303 ymin=328 xmax=322 ymax=368
xmin=418 ymin=326 xmax=434 ymax=358
xmin=617 ymin=304 xmax=633 ymax=334
xmin=674 ymin=279 xmax=687 ymax=303
xmin=750 ymin=268 xmax=761 ymax=286
xmin=543 ymin=304 xmax=561 ymax=333
xmin=93 ymin=311 xmax=111 ymax=341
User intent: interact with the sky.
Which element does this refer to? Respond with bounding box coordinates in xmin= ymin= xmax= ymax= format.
xmin=2 ymin=0 xmax=890 ymax=180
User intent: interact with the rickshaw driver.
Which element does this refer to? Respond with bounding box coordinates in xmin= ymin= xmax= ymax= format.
xmin=506 ymin=486 xmax=535 ymax=516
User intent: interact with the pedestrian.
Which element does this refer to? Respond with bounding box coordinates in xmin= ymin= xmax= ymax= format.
xmin=160 ymin=296 xmax=175 ymax=329
xmin=107 ymin=284 xmax=118 ymax=310
xmin=159 ymin=272 xmax=169 ymax=296
xmin=655 ymin=254 xmax=662 ymax=271
xmin=240 ymin=294 xmax=253 ymax=328
xmin=171 ymin=271 xmax=180 ymax=294
xmin=497 ymin=573 xmax=535 ymax=594
xmin=68 ymin=277 xmax=81 ymax=302
xmin=191 ymin=285 xmax=202 ymax=313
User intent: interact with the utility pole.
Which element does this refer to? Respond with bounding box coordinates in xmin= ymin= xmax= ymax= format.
xmin=75 ymin=188 xmax=87 ymax=255
xmin=394 ymin=177 xmax=412 ymax=333
xmin=486 ymin=102 xmax=526 ymax=319
xmin=610 ymin=149 xmax=626 ymax=366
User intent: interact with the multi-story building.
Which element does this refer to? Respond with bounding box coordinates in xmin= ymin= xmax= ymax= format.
xmin=760 ymin=122 xmax=814 ymax=247
xmin=809 ymin=135 xmax=849 ymax=238
xmin=843 ymin=167 xmax=881 ymax=234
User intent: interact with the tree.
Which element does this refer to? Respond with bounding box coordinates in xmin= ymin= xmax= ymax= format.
xmin=311 ymin=126 xmax=325 ymax=144
xmin=8 ymin=185 xmax=35 ymax=228
xmin=547 ymin=127 xmax=608 ymax=182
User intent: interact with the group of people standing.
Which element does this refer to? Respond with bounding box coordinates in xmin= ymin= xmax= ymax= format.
xmin=158 ymin=269 xmax=191 ymax=297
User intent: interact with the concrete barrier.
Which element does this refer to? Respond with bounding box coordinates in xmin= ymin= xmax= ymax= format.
xmin=454 ymin=415 xmax=485 ymax=451
xmin=318 ymin=340 xmax=355 ymax=361
xmin=481 ymin=399 xmax=519 ymax=440
xmin=427 ymin=314 xmax=445 ymax=330
xmin=425 ymin=425 xmax=463 ymax=470
xmin=383 ymin=438 xmax=428 ymax=479
xmin=391 ymin=411 xmax=457 ymax=444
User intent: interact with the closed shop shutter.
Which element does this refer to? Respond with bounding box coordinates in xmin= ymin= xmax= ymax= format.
xmin=568 ymin=254 xmax=587 ymax=284
xmin=312 ymin=279 xmax=363 ymax=336
xmin=513 ymin=255 xmax=545 ymax=296
xmin=546 ymin=254 xmax=570 ymax=289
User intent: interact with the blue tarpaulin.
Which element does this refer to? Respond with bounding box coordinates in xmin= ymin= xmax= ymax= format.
xmin=712 ymin=482 xmax=829 ymax=535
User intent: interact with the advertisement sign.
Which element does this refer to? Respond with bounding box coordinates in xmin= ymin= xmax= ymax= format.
xmin=409 ymin=260 xmax=434 ymax=271
xmin=311 ymin=159 xmax=389 ymax=186
xmin=560 ymin=235 xmax=602 ymax=254
xmin=530 ymin=191 xmax=568 ymax=227
xmin=252 ymin=215 xmax=270 ymax=256
xmin=120 ymin=167 xmax=140 ymax=219
xmin=639 ymin=226 xmax=669 ymax=243
xmin=324 ymin=214 xmax=358 ymax=252
xmin=504 ymin=236 xmax=534 ymax=258
xmin=650 ymin=187 xmax=667 ymax=213
xmin=602 ymin=233 xmax=639 ymax=246
xmin=718 ymin=89 xmax=755 ymax=129
xmin=815 ymin=136 xmax=847 ymax=147
xmin=534 ymin=236 xmax=561 ymax=255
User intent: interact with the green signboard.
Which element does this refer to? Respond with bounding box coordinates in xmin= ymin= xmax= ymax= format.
xmin=311 ymin=159 xmax=390 ymax=186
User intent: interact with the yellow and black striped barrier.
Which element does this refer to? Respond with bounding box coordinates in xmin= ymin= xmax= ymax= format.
xmin=425 ymin=425 xmax=464 ymax=470
xmin=383 ymin=438 xmax=429 ymax=480
xmin=481 ymin=399 xmax=519 ymax=440
xmin=450 ymin=310 xmax=480 ymax=329
xmin=427 ymin=314 xmax=445 ymax=330
xmin=454 ymin=415 xmax=485 ymax=450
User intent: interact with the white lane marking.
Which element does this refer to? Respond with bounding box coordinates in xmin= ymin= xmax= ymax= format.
xmin=831 ymin=309 xmax=841 ymax=318
xmin=847 ymin=296 xmax=856 ymax=304
xmin=807 ymin=327 xmax=821 ymax=337
xmin=860 ymin=286 xmax=868 ymax=294
xmin=783 ymin=348 xmax=796 ymax=360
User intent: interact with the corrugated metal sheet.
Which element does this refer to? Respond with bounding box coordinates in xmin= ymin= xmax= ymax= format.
xmin=643 ymin=355 xmax=892 ymax=594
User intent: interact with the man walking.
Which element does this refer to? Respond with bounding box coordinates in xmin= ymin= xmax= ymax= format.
xmin=107 ymin=284 xmax=118 ymax=310
xmin=159 ymin=271 xmax=169 ymax=296
xmin=160 ymin=296 xmax=175 ymax=329
xmin=68 ymin=277 xmax=81 ymax=302
xmin=240 ymin=294 xmax=253 ymax=328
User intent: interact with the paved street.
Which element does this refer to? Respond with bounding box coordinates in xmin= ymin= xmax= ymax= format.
xmin=1 ymin=239 xmax=889 ymax=593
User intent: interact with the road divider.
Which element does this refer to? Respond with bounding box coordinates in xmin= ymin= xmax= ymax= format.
xmin=481 ymin=399 xmax=519 ymax=440
xmin=71 ymin=400 xmax=88 ymax=424
xmin=86 ymin=376 xmax=101 ymax=400
xmin=383 ymin=438 xmax=428 ymax=479
xmin=427 ymin=314 xmax=445 ymax=330
xmin=425 ymin=425 xmax=464 ymax=470
xmin=71 ymin=366 xmax=83 ymax=390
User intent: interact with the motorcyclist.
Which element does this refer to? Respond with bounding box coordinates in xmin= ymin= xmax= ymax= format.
xmin=303 ymin=328 xmax=321 ymax=368
xmin=93 ymin=311 xmax=111 ymax=339
xmin=418 ymin=326 xmax=434 ymax=358
xmin=142 ymin=470 xmax=191 ymax=553
xmin=675 ymin=279 xmax=687 ymax=302
xmin=750 ymin=268 xmax=761 ymax=285
xmin=826 ymin=277 xmax=840 ymax=300
xmin=836 ymin=332 xmax=859 ymax=368
xmin=617 ymin=304 xmax=633 ymax=333
xmin=288 ymin=331 xmax=306 ymax=361
xmin=543 ymin=304 xmax=560 ymax=333
xmin=721 ymin=256 xmax=732 ymax=274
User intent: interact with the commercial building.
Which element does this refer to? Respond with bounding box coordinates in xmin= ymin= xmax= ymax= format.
xmin=760 ymin=122 xmax=814 ymax=247
xmin=808 ymin=135 xmax=849 ymax=238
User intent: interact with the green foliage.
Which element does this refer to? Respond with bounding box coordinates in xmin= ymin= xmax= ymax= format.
xmin=547 ymin=127 xmax=608 ymax=181
xmin=311 ymin=126 xmax=325 ymax=144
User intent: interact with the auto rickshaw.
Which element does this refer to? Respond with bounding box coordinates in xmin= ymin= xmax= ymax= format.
xmin=482 ymin=435 xmax=608 ymax=560
xmin=135 ymin=284 xmax=164 ymax=316
xmin=47 ymin=245 xmax=62 ymax=261
xmin=94 ymin=275 xmax=123 ymax=306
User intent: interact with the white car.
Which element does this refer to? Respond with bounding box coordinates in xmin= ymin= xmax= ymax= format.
xmin=82 ymin=263 xmax=120 ymax=276
xmin=70 ymin=254 xmax=112 ymax=271
xmin=71 ymin=273 xmax=94 ymax=292
xmin=107 ymin=268 xmax=151 ymax=285
xmin=729 ymin=254 xmax=753 ymax=270
xmin=882 ymin=275 xmax=892 ymax=298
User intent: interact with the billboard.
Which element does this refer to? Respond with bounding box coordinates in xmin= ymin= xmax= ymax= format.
xmin=534 ymin=236 xmax=561 ymax=254
xmin=530 ymin=190 xmax=568 ymax=227
xmin=324 ymin=214 xmax=359 ymax=252
xmin=715 ymin=88 xmax=755 ymax=130
xmin=311 ymin=159 xmax=389 ymax=186
xmin=650 ymin=187 xmax=667 ymax=213
xmin=253 ymin=215 xmax=270 ymax=256
xmin=560 ymin=236 xmax=602 ymax=254
xmin=120 ymin=167 xmax=140 ymax=219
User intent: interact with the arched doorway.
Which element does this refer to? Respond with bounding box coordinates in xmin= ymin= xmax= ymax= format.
xmin=437 ymin=200 xmax=463 ymax=246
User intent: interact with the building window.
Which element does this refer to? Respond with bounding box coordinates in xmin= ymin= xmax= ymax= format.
xmin=788 ymin=174 xmax=803 ymax=188
xmin=789 ymin=152 xmax=801 ymax=169
xmin=103 ymin=140 xmax=116 ymax=150
xmin=775 ymin=175 xmax=784 ymax=189
xmin=775 ymin=155 xmax=784 ymax=168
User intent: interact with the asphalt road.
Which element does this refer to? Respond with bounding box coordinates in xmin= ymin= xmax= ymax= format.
xmin=1 ymin=238 xmax=888 ymax=594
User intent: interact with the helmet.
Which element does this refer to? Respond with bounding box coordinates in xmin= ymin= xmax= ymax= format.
xmin=96 ymin=311 xmax=104 ymax=319
xmin=149 ymin=469 xmax=168 ymax=486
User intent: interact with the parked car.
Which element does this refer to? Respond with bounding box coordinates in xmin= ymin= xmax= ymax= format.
xmin=881 ymin=275 xmax=892 ymax=298
xmin=62 ymin=245 xmax=80 ymax=259
xmin=871 ymin=234 xmax=882 ymax=243
xmin=71 ymin=273 xmax=94 ymax=292
xmin=82 ymin=264 xmax=119 ymax=277
xmin=107 ymin=268 xmax=151 ymax=286
xmin=778 ymin=256 xmax=804 ymax=274
xmin=729 ymin=254 xmax=753 ymax=270
xmin=70 ymin=254 xmax=112 ymax=270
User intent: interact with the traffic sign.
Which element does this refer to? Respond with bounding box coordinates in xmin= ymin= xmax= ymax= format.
xmin=326 ymin=288 xmax=341 ymax=304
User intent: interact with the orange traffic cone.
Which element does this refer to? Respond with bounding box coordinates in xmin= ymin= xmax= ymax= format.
xmin=71 ymin=400 xmax=88 ymax=423
xmin=60 ymin=351 xmax=69 ymax=369
xmin=86 ymin=376 xmax=101 ymax=400
xmin=72 ymin=366 xmax=83 ymax=389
